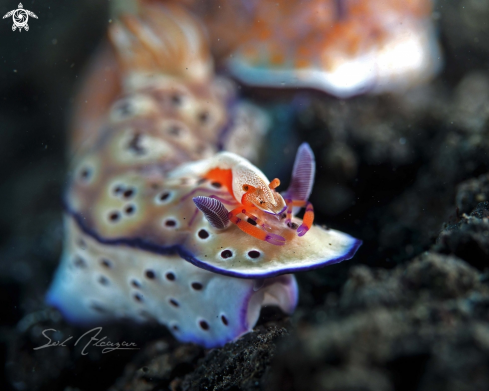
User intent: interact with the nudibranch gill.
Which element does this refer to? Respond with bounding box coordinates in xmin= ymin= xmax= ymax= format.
xmin=47 ymin=1 xmax=361 ymax=348
xmin=171 ymin=0 xmax=443 ymax=98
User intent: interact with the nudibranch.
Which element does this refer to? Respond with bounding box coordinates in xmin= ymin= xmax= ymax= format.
xmin=171 ymin=0 xmax=443 ymax=98
xmin=47 ymin=1 xmax=361 ymax=348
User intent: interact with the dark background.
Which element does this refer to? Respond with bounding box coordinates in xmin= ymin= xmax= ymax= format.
xmin=0 ymin=1 xmax=109 ymax=388
xmin=3 ymin=1 xmax=489 ymax=390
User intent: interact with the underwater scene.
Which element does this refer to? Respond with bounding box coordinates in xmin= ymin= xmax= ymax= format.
xmin=1 ymin=0 xmax=488 ymax=390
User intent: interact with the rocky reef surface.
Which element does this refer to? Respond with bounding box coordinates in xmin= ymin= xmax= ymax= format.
xmin=3 ymin=1 xmax=489 ymax=390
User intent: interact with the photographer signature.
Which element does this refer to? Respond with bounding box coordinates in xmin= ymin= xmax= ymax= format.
xmin=33 ymin=327 xmax=139 ymax=355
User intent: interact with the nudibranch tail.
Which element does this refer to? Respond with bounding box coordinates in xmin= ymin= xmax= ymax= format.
xmin=174 ymin=0 xmax=443 ymax=97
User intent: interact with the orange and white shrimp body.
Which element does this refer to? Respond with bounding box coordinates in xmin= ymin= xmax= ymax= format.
xmin=170 ymin=151 xmax=289 ymax=245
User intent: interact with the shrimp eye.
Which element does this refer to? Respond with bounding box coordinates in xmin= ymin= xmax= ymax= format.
xmin=269 ymin=178 xmax=280 ymax=190
xmin=243 ymin=185 xmax=249 ymax=192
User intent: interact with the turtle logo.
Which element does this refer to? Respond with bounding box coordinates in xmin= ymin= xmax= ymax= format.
xmin=3 ymin=3 xmax=38 ymax=32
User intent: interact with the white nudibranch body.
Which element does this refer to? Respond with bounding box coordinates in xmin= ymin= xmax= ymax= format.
xmin=47 ymin=2 xmax=361 ymax=348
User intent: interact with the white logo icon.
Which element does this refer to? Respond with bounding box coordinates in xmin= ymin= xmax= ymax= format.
xmin=3 ymin=3 xmax=38 ymax=32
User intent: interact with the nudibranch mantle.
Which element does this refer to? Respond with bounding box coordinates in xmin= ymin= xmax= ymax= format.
xmin=65 ymin=146 xmax=361 ymax=279
xmin=47 ymin=217 xmax=298 ymax=349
